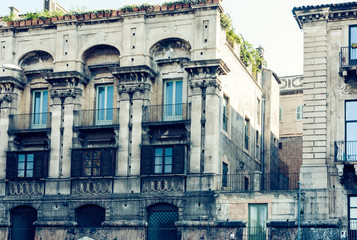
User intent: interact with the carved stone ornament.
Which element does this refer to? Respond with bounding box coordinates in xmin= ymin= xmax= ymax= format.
xmin=0 ymin=93 xmax=13 ymax=103
xmin=335 ymin=79 xmax=357 ymax=95
xmin=50 ymin=88 xmax=82 ymax=99
xmin=190 ymin=79 xmax=222 ymax=90
xmin=0 ymin=82 xmax=14 ymax=93
xmin=117 ymin=82 xmax=151 ymax=94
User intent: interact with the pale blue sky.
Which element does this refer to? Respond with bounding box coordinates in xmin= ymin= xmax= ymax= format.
xmin=0 ymin=0 xmax=352 ymax=76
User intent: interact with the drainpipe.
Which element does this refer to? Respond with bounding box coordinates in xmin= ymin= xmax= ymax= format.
xmin=298 ymin=181 xmax=301 ymax=240
xmin=260 ymin=96 xmax=266 ymax=189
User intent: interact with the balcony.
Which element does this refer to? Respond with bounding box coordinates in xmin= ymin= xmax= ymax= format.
xmin=71 ymin=178 xmax=113 ymax=195
xmin=340 ymin=46 xmax=357 ymax=77
xmin=141 ymin=175 xmax=186 ymax=193
xmin=218 ymin=172 xmax=299 ymax=192
xmin=6 ymin=180 xmax=45 ymax=196
xmin=335 ymin=141 xmax=357 ymax=162
xmin=9 ymin=112 xmax=51 ymax=133
xmin=142 ymin=103 xmax=191 ymax=125
xmin=73 ymin=108 xmax=119 ymax=129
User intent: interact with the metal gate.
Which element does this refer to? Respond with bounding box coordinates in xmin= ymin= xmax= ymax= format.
xmin=147 ymin=204 xmax=178 ymax=240
xmin=11 ymin=206 xmax=37 ymax=240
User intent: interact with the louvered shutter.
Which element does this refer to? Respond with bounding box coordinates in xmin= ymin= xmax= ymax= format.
xmin=101 ymin=148 xmax=115 ymax=176
xmin=141 ymin=146 xmax=154 ymax=175
xmin=6 ymin=152 xmax=18 ymax=180
xmin=33 ymin=151 xmax=44 ymax=179
xmin=173 ymin=145 xmax=185 ymax=174
xmin=71 ymin=149 xmax=83 ymax=177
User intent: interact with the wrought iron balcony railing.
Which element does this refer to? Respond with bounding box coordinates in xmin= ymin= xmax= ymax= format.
xmin=340 ymin=46 xmax=357 ymax=68
xmin=218 ymin=172 xmax=299 ymax=192
xmin=9 ymin=112 xmax=51 ymax=131
xmin=142 ymin=103 xmax=191 ymax=123
xmin=335 ymin=141 xmax=357 ymax=162
xmin=73 ymin=108 xmax=119 ymax=128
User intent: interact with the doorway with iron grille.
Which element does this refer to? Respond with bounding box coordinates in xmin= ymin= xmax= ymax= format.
xmin=11 ymin=206 xmax=37 ymax=240
xmin=147 ymin=203 xmax=179 ymax=240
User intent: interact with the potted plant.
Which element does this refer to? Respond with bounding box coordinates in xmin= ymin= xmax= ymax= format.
xmin=14 ymin=21 xmax=20 ymax=27
xmin=352 ymin=43 xmax=357 ymax=49
xmin=97 ymin=11 xmax=104 ymax=18
xmin=154 ymin=5 xmax=161 ymax=11
xmin=111 ymin=10 xmax=119 ymax=16
xmin=161 ymin=4 xmax=168 ymax=11
xmin=84 ymin=12 xmax=90 ymax=19
xmin=64 ymin=14 xmax=71 ymax=20
xmin=104 ymin=10 xmax=111 ymax=17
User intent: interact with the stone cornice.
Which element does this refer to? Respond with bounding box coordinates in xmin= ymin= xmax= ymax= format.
xmin=184 ymin=59 xmax=230 ymax=77
xmin=113 ymin=65 xmax=156 ymax=83
xmin=0 ymin=76 xmax=26 ymax=91
xmin=44 ymin=71 xmax=89 ymax=86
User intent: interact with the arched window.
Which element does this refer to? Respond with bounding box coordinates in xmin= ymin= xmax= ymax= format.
xmin=296 ymin=105 xmax=303 ymax=120
xmin=11 ymin=206 xmax=37 ymax=240
xmin=147 ymin=204 xmax=179 ymax=240
xmin=76 ymin=205 xmax=105 ymax=228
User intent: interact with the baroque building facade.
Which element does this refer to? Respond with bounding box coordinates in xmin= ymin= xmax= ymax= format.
xmin=0 ymin=1 xmax=288 ymax=240
xmin=292 ymin=2 xmax=357 ymax=239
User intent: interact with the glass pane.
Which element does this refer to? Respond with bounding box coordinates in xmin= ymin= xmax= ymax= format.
xmin=84 ymin=160 xmax=92 ymax=167
xmin=155 ymin=157 xmax=163 ymax=165
xmin=33 ymin=92 xmax=41 ymax=124
xmin=165 ymin=148 xmax=172 ymax=156
xmin=18 ymin=154 xmax=25 ymax=162
xmin=351 ymin=197 xmax=357 ymax=207
xmin=107 ymin=86 xmax=113 ymax=109
xmin=26 ymin=170 xmax=33 ymax=178
xmin=155 ymin=148 xmax=163 ymax=157
xmin=93 ymin=168 xmax=100 ymax=176
xmin=84 ymin=151 xmax=93 ymax=160
xmin=93 ymin=151 xmax=101 ymax=160
xmin=17 ymin=170 xmax=25 ymax=178
xmin=351 ymin=209 xmax=357 ymax=219
xmin=165 ymin=157 xmax=172 ymax=165
xmin=42 ymin=91 xmax=48 ymax=124
xmin=93 ymin=159 xmax=101 ymax=167
xmin=351 ymin=26 xmax=357 ymax=60
xmin=27 ymin=154 xmax=34 ymax=162
xmin=165 ymin=82 xmax=173 ymax=105
xmin=18 ymin=162 xmax=25 ymax=170
xmin=154 ymin=166 xmax=162 ymax=173
xmin=98 ymin=86 xmax=105 ymax=120
xmin=347 ymin=101 xmax=357 ymax=121
xmin=84 ymin=168 xmax=91 ymax=176
xmin=347 ymin=123 xmax=357 ymax=141
xmin=164 ymin=165 xmax=172 ymax=173
xmin=250 ymin=205 xmax=258 ymax=224
xmin=27 ymin=161 xmax=34 ymax=170
xmin=351 ymin=220 xmax=357 ymax=230
xmin=175 ymin=81 xmax=182 ymax=104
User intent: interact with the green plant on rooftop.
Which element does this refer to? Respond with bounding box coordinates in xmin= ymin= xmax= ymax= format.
xmin=2 ymin=13 xmax=15 ymax=22
xmin=220 ymin=13 xmax=266 ymax=73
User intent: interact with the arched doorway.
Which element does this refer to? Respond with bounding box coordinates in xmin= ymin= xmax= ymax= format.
xmin=76 ymin=205 xmax=105 ymax=228
xmin=147 ymin=203 xmax=179 ymax=240
xmin=11 ymin=206 xmax=37 ymax=240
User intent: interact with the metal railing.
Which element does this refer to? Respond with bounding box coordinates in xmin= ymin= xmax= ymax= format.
xmin=142 ymin=103 xmax=191 ymax=123
xmin=349 ymin=220 xmax=357 ymax=240
xmin=335 ymin=141 xmax=357 ymax=162
xmin=9 ymin=112 xmax=51 ymax=131
xmin=218 ymin=172 xmax=299 ymax=192
xmin=247 ymin=226 xmax=267 ymax=240
xmin=340 ymin=46 xmax=357 ymax=67
xmin=73 ymin=108 xmax=119 ymax=128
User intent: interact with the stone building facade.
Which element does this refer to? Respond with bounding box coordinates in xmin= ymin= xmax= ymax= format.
xmin=292 ymin=2 xmax=357 ymax=239
xmin=0 ymin=1 xmax=288 ymax=240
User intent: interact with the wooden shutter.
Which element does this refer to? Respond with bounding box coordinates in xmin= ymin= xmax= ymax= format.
xmin=173 ymin=145 xmax=185 ymax=174
xmin=33 ymin=151 xmax=44 ymax=179
xmin=6 ymin=152 xmax=18 ymax=180
xmin=141 ymin=146 xmax=154 ymax=175
xmin=101 ymin=148 xmax=115 ymax=176
xmin=71 ymin=149 xmax=83 ymax=177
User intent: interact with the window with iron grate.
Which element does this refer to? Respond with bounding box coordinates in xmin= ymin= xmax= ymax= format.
xmin=76 ymin=205 xmax=105 ymax=228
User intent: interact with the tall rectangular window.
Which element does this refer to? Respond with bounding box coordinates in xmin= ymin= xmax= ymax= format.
xmin=349 ymin=196 xmax=357 ymax=237
xmin=244 ymin=118 xmax=250 ymax=150
xmin=350 ymin=26 xmax=357 ymax=65
xmin=346 ymin=101 xmax=357 ymax=161
xmin=223 ymin=96 xmax=229 ymax=132
xmin=96 ymin=85 xmax=113 ymax=125
xmin=249 ymin=204 xmax=267 ymax=240
xmin=164 ymin=80 xmax=183 ymax=121
xmin=222 ymin=162 xmax=228 ymax=188
xmin=154 ymin=147 xmax=173 ymax=174
xmin=279 ymin=107 xmax=283 ymax=122
xmin=32 ymin=90 xmax=48 ymax=128
xmin=255 ymin=130 xmax=260 ymax=160
xmin=257 ymin=99 xmax=261 ymax=125
xmin=17 ymin=154 xmax=34 ymax=178
xmin=296 ymin=105 xmax=303 ymax=120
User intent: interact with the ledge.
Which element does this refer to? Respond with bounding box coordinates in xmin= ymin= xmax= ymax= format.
xmin=102 ymin=220 xmax=147 ymax=227
xmin=34 ymin=221 xmax=77 ymax=227
xmin=176 ymin=220 xmax=245 ymax=228
xmin=267 ymin=221 xmax=297 ymax=228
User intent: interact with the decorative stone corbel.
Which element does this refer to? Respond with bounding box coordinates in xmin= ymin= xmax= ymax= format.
xmin=354 ymin=165 xmax=357 ymax=176
xmin=336 ymin=164 xmax=344 ymax=177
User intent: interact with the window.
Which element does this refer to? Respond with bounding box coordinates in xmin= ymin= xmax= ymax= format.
xmin=164 ymin=80 xmax=183 ymax=121
xmin=255 ymin=130 xmax=260 ymax=160
xmin=249 ymin=204 xmax=267 ymax=240
xmin=71 ymin=148 xmax=115 ymax=177
xmin=141 ymin=145 xmax=185 ymax=175
xmin=296 ymin=105 xmax=303 ymax=120
xmin=222 ymin=162 xmax=228 ymax=188
xmin=350 ymin=26 xmax=357 ymax=65
xmin=257 ymin=99 xmax=261 ymax=125
xmin=154 ymin=147 xmax=173 ymax=174
xmin=222 ymin=95 xmax=229 ymax=132
xmin=244 ymin=118 xmax=250 ymax=150
xmin=32 ymin=89 xmax=48 ymax=128
xmin=96 ymin=85 xmax=113 ymax=125
xmin=279 ymin=107 xmax=282 ymax=122
xmin=76 ymin=205 xmax=105 ymax=228
xmin=346 ymin=101 xmax=357 ymax=161
xmin=6 ymin=151 xmax=48 ymax=180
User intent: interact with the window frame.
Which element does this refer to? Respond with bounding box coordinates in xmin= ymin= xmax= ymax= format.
xmin=17 ymin=153 xmax=34 ymax=178
xmin=222 ymin=95 xmax=229 ymax=132
xmin=154 ymin=147 xmax=173 ymax=174
xmin=296 ymin=105 xmax=303 ymax=121
xmin=345 ymin=100 xmax=357 ymax=161
xmin=255 ymin=130 xmax=260 ymax=160
xmin=257 ymin=98 xmax=261 ymax=126
xmin=32 ymin=89 xmax=48 ymax=129
xmin=244 ymin=118 xmax=250 ymax=151
xmin=95 ymin=85 xmax=114 ymax=125
xmin=279 ymin=107 xmax=283 ymax=122
xmin=163 ymin=79 xmax=183 ymax=121
xmin=71 ymin=148 xmax=116 ymax=178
